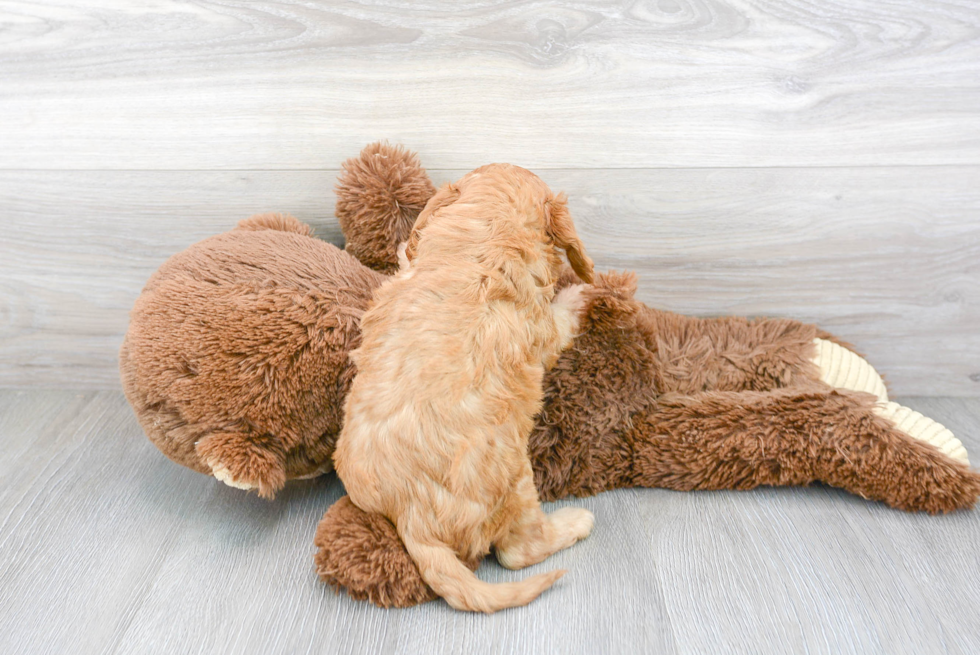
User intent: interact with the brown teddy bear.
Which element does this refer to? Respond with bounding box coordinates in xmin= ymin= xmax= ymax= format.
xmin=120 ymin=142 xmax=980 ymax=610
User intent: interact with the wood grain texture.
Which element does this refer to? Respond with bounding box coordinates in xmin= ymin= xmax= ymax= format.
xmin=1 ymin=0 xmax=979 ymax=169
xmin=3 ymin=167 xmax=978 ymax=394
xmin=1 ymin=390 xmax=979 ymax=654
xmin=0 ymin=169 xmax=343 ymax=388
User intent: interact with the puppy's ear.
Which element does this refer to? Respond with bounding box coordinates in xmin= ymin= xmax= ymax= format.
xmin=545 ymin=193 xmax=594 ymax=283
xmin=405 ymin=182 xmax=459 ymax=262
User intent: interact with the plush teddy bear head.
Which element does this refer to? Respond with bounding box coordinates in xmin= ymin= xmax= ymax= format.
xmin=119 ymin=143 xmax=439 ymax=498
xmin=119 ymin=214 xmax=387 ymax=498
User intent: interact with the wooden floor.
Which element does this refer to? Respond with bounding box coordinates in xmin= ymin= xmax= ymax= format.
xmin=1 ymin=390 xmax=979 ymax=654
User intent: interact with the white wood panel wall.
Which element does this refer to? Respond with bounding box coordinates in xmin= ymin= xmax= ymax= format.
xmin=1 ymin=1 xmax=978 ymax=394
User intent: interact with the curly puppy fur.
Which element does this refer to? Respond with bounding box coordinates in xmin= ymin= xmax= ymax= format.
xmin=335 ymin=142 xmax=436 ymax=274
xmin=334 ymin=165 xmax=595 ymax=613
xmin=119 ymin=213 xmax=385 ymax=498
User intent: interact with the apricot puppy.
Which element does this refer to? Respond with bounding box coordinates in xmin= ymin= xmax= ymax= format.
xmin=333 ymin=164 xmax=595 ymax=613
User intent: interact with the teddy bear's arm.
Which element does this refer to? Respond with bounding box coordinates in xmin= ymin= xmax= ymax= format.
xmin=315 ymin=495 xmax=436 ymax=608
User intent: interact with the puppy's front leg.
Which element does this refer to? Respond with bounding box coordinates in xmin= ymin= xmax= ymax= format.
xmin=544 ymin=283 xmax=590 ymax=368
xmin=396 ymin=241 xmax=411 ymax=272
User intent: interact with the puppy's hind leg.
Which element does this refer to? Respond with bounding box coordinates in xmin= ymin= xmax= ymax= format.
xmin=494 ymin=464 xmax=594 ymax=571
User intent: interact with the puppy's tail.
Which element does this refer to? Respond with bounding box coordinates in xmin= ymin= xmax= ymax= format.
xmin=403 ymin=538 xmax=565 ymax=613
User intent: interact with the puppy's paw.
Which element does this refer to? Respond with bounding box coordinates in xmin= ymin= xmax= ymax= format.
xmin=396 ymin=241 xmax=411 ymax=272
xmin=551 ymin=283 xmax=592 ymax=350
xmin=550 ymin=507 xmax=594 ymax=542
xmin=553 ymin=283 xmax=590 ymax=319
xmin=195 ymin=431 xmax=287 ymax=499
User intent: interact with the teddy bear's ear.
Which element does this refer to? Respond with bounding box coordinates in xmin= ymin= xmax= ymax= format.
xmin=335 ymin=141 xmax=436 ymax=274
xmin=405 ymin=182 xmax=460 ymax=262
xmin=545 ymin=193 xmax=594 ymax=284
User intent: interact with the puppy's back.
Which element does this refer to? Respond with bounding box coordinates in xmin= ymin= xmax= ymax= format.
xmin=335 ymin=165 xmax=586 ymax=612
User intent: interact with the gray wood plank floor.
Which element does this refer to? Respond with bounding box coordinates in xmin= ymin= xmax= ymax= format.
xmin=3 ymin=166 xmax=979 ymax=394
xmin=2 ymin=390 xmax=979 ymax=655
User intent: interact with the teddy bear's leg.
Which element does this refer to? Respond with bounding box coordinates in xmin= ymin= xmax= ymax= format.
xmin=642 ymin=310 xmax=840 ymax=395
xmin=314 ymin=496 xmax=438 ymax=608
xmin=872 ymin=400 xmax=969 ymax=464
xmin=643 ymin=309 xmax=895 ymax=402
xmin=810 ymin=338 xmax=888 ymax=401
xmin=806 ymin=339 xmax=967 ymax=463
xmin=194 ymin=430 xmax=287 ymax=500
xmin=630 ymin=389 xmax=980 ymax=513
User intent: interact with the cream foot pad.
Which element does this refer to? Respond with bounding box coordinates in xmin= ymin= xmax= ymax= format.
xmin=209 ymin=461 xmax=259 ymax=491
xmin=811 ymin=338 xmax=969 ymax=465
xmin=873 ymin=401 xmax=969 ymax=465
xmin=812 ymin=338 xmax=888 ymax=402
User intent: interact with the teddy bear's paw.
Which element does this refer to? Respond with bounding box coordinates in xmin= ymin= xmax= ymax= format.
xmin=873 ymin=401 xmax=969 ymax=465
xmin=195 ymin=431 xmax=287 ymax=499
xmin=210 ymin=463 xmax=259 ymax=490
xmin=314 ymin=496 xmax=438 ymax=608
xmin=812 ymin=338 xmax=888 ymax=402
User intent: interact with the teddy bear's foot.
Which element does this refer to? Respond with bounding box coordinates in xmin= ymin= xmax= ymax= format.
xmin=314 ymin=496 xmax=438 ymax=608
xmin=195 ymin=431 xmax=287 ymax=499
xmin=873 ymin=401 xmax=969 ymax=465
xmin=811 ymin=338 xmax=888 ymax=402
xmin=211 ymin=464 xmax=257 ymax=490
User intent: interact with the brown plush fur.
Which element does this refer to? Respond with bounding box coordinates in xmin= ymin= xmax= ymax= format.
xmin=311 ymin=145 xmax=980 ymax=608
xmin=314 ymin=495 xmax=477 ymax=607
xmin=335 ymin=142 xmax=436 ymax=274
xmin=120 ymin=143 xmax=980 ymax=610
xmin=335 ymin=165 xmax=596 ymax=612
xmin=120 ymin=213 xmax=386 ymax=498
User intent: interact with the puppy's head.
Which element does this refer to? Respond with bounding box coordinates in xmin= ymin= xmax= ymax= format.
xmin=405 ymin=165 xmax=594 ymax=286
xmin=471 ymin=164 xmax=594 ymax=285
xmin=542 ymin=192 xmax=594 ymax=284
